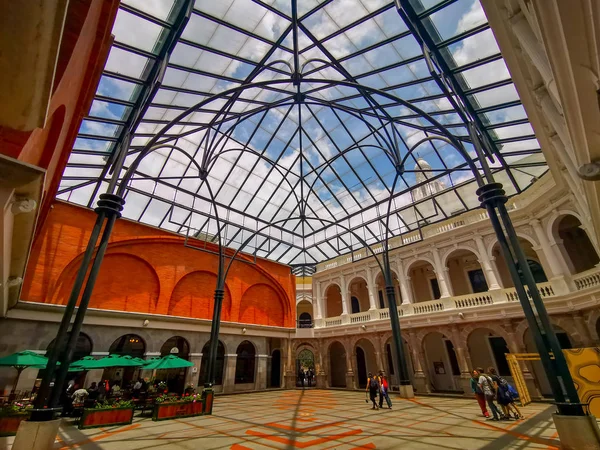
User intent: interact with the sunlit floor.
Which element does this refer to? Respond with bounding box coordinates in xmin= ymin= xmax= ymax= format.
xmin=2 ymin=390 xmax=562 ymax=449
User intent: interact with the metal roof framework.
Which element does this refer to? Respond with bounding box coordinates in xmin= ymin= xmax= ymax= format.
xmin=57 ymin=0 xmax=547 ymax=267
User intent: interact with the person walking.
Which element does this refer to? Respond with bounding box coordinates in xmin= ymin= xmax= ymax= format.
xmin=477 ymin=367 xmax=503 ymax=421
xmin=488 ymin=367 xmax=523 ymax=419
xmin=378 ymin=371 xmax=392 ymax=409
xmin=366 ymin=372 xmax=380 ymax=410
xmin=298 ymin=367 xmax=305 ymax=388
xmin=470 ymin=369 xmax=489 ymax=418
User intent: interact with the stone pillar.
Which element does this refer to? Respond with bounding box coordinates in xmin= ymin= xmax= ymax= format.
xmin=340 ymin=273 xmax=349 ymax=316
xmin=316 ymin=339 xmax=327 ymax=388
xmin=408 ymin=332 xmax=429 ymax=394
xmin=572 ymin=313 xmax=594 ymax=347
xmin=365 ymin=266 xmax=377 ymax=310
xmin=256 ymin=354 xmax=268 ymax=390
xmin=531 ymin=219 xmax=566 ymax=278
xmin=432 ymin=247 xmax=452 ymax=298
xmin=510 ymin=12 xmax=561 ymax=110
xmin=396 ymin=258 xmax=413 ymax=303
xmin=474 ymin=235 xmax=501 ymax=290
xmin=223 ymin=354 xmax=238 ymax=394
xmin=345 ymin=341 xmax=355 ymax=389
xmin=450 ymin=326 xmax=471 ymax=394
xmin=314 ymin=282 xmax=323 ymax=320
xmin=185 ymin=353 xmax=202 ymax=390
xmin=284 ymin=338 xmax=295 ymax=388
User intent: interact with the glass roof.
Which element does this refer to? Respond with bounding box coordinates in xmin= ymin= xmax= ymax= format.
xmin=57 ymin=0 xmax=547 ymax=266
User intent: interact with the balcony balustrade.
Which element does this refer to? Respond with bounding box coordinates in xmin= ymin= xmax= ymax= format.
xmin=312 ymin=267 xmax=600 ymax=329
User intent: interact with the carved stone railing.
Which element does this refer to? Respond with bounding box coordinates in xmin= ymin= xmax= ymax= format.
xmin=573 ymin=267 xmax=600 ymax=290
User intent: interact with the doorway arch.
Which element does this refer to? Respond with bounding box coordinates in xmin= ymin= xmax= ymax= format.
xmin=270 ymin=349 xmax=281 ymax=388
xmin=355 ymin=338 xmax=377 ymax=388
xmin=200 ymin=340 xmax=225 ymax=387
xmin=329 ymin=341 xmax=347 ymax=387
xmin=235 ymin=341 xmax=256 ymax=385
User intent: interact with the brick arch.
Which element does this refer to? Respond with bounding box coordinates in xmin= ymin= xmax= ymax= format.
xmin=168 ymin=271 xmax=232 ymax=321
xmin=239 ymin=283 xmax=285 ymax=327
xmin=75 ymin=253 xmax=160 ymax=313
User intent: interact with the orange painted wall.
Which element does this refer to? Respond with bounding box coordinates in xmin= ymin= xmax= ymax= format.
xmin=22 ymin=202 xmax=296 ymax=328
xmin=0 ymin=0 xmax=118 ymax=229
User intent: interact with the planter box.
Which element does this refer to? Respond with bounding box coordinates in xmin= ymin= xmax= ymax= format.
xmin=79 ymin=407 xmax=135 ymax=429
xmin=152 ymin=401 xmax=203 ymax=421
xmin=0 ymin=413 xmax=29 ymax=436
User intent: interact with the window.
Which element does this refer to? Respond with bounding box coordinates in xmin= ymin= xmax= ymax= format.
xmin=468 ymin=269 xmax=489 ymax=293
xmin=489 ymin=336 xmax=511 ymax=377
xmin=378 ymin=290 xmax=385 ymax=308
xmin=556 ymin=332 xmax=572 ymax=349
xmin=430 ymin=278 xmax=441 ymax=299
xmin=235 ymin=341 xmax=256 ymax=384
xmin=351 ymin=296 xmax=360 ymax=313
xmin=298 ymin=312 xmax=312 ymax=328
xmin=445 ymin=340 xmax=461 ymax=376
xmin=517 ymin=260 xmax=548 ymax=284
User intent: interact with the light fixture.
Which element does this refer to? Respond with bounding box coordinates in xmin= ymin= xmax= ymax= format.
xmin=242 ymin=328 xmax=247 ymax=334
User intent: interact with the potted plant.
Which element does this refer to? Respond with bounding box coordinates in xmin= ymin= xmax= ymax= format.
xmin=79 ymin=399 xmax=135 ymax=430
xmin=152 ymin=393 xmax=203 ymax=421
xmin=0 ymin=403 xmax=32 ymax=436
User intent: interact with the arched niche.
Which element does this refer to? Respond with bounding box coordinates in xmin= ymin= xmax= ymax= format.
xmin=324 ymin=284 xmax=343 ymax=317
xmin=355 ymin=338 xmax=377 ymax=388
xmin=235 ymin=340 xmax=256 ymax=385
xmin=375 ymin=271 xmax=401 ymax=308
xmin=423 ymin=332 xmax=460 ymax=392
xmin=445 ymin=249 xmax=487 ymax=295
xmin=467 ymin=328 xmax=510 ymax=380
xmin=407 ymin=260 xmax=439 ymax=303
xmin=492 ymin=238 xmax=547 ymax=287
xmin=240 ymin=284 xmax=285 ymax=327
xmin=552 ymin=214 xmax=600 ymax=274
xmin=296 ymin=300 xmax=313 ymax=327
xmin=85 ymin=253 xmax=159 ymax=313
xmin=328 ymin=341 xmax=347 ymax=387
xmin=347 ymin=277 xmax=369 ymax=313
xmin=169 ymin=271 xmax=232 ymax=321
xmin=200 ymin=340 xmax=225 ymax=386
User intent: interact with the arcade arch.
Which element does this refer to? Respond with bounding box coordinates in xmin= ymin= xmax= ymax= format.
xmin=375 ymin=272 xmax=401 ymax=308
xmin=551 ymin=214 xmax=600 ymax=274
xmin=445 ymin=249 xmax=487 ymax=295
xmin=492 ymin=238 xmax=547 ymax=287
xmin=325 ymin=284 xmax=343 ymax=317
xmin=467 ymin=328 xmax=510 ymax=379
xmin=328 ymin=341 xmax=347 ymax=388
xmin=354 ymin=338 xmax=377 ymax=388
xmin=407 ymin=260 xmax=439 ymax=302
xmin=423 ymin=332 xmax=460 ymax=392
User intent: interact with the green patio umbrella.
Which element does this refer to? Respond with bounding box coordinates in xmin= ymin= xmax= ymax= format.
xmin=143 ymin=354 xmax=193 ymax=370
xmin=93 ymin=354 xmax=146 ymax=369
xmin=69 ymin=355 xmax=100 ymax=370
xmin=0 ymin=351 xmax=58 ymax=395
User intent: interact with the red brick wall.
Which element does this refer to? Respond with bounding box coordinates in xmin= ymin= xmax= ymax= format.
xmin=22 ymin=202 xmax=296 ymax=328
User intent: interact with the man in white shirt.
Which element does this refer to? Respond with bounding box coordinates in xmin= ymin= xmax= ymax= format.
xmin=477 ymin=367 xmax=502 ymax=421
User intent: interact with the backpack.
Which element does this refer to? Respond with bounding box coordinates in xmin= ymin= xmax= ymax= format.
xmin=369 ymin=377 xmax=379 ymax=390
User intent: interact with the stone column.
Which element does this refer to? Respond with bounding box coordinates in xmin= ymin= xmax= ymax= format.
xmin=531 ymin=218 xmax=565 ymax=278
xmin=450 ymin=326 xmax=471 ymax=394
xmin=340 ymin=273 xmax=349 ymax=316
xmin=313 ymin=281 xmax=323 ymax=321
xmin=572 ymin=313 xmax=594 ymax=347
xmin=223 ymin=354 xmax=238 ymax=394
xmin=255 ymin=354 xmax=268 ymax=391
xmin=365 ymin=266 xmax=377 ymax=310
xmin=408 ymin=332 xmax=430 ymax=394
xmin=396 ymin=258 xmax=413 ymax=303
xmin=185 ymin=353 xmax=202 ymax=390
xmin=284 ymin=338 xmax=295 ymax=388
xmin=474 ymin=235 xmax=501 ymax=290
xmin=345 ymin=340 xmax=355 ymax=389
xmin=316 ymin=339 xmax=327 ymax=388
xmin=432 ymin=247 xmax=452 ymax=298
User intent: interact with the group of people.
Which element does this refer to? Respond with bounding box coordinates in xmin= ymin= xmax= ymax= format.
xmin=365 ymin=371 xmax=392 ymax=410
xmin=470 ymin=367 xmax=523 ymax=421
xmin=298 ymin=367 xmax=315 ymax=387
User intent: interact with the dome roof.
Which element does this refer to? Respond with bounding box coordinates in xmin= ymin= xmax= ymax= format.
xmin=414 ymin=158 xmax=432 ymax=171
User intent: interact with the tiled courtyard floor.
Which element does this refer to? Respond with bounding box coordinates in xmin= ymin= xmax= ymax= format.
xmin=1 ymin=390 xmax=563 ymax=449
